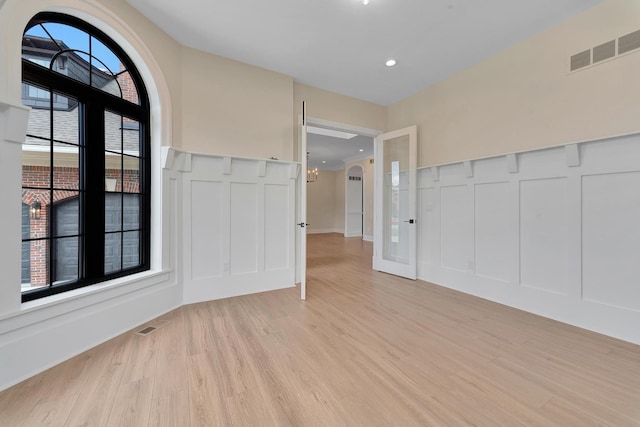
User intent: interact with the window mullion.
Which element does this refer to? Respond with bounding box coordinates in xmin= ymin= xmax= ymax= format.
xmin=83 ymin=103 xmax=106 ymax=279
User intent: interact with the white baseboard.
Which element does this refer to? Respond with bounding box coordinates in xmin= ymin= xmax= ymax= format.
xmin=363 ymin=234 xmax=373 ymax=242
xmin=307 ymin=228 xmax=343 ymax=234
xmin=183 ymin=269 xmax=295 ymax=304
xmin=0 ymin=274 xmax=179 ymax=392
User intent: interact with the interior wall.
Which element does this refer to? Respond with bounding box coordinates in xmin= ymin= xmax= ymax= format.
xmin=181 ymin=154 xmax=297 ymax=303
xmin=388 ymin=0 xmax=640 ymax=167
xmin=418 ymin=133 xmax=640 ymax=345
xmin=181 ymin=47 xmax=294 ymax=161
xmin=307 ymin=170 xmax=339 ymax=233
xmin=294 ymin=83 xmax=387 ymax=134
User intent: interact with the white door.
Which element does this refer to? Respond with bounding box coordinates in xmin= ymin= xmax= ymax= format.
xmin=298 ymin=102 xmax=308 ymax=300
xmin=345 ymin=166 xmax=363 ymax=237
xmin=373 ymin=126 xmax=417 ymax=279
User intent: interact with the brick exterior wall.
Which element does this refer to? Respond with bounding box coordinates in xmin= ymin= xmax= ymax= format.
xmin=22 ymin=165 xmax=140 ymax=287
xmin=118 ymin=63 xmax=139 ymax=105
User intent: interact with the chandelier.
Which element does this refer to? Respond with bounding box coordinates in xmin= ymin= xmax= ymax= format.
xmin=306 ymin=152 xmax=318 ymax=183
xmin=307 ymin=167 xmax=318 ymax=183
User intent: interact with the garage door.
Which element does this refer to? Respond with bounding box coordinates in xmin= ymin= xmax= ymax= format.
xmin=53 ymin=193 xmax=140 ymax=282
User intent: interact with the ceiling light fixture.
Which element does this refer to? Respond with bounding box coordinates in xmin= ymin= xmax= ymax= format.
xmin=385 ymin=59 xmax=397 ymax=67
xmin=307 ymin=167 xmax=318 ymax=183
xmin=359 ymin=149 xmax=364 ymax=152
xmin=306 ymin=152 xmax=318 ymax=183
xmin=362 ymin=0 xmax=370 ymax=5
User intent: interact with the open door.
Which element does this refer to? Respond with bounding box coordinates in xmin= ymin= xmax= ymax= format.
xmin=373 ymin=126 xmax=417 ymax=279
xmin=298 ymin=101 xmax=308 ymax=299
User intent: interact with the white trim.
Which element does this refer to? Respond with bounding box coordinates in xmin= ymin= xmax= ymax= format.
xmin=417 ymin=131 xmax=640 ymax=170
xmin=306 ymin=116 xmax=382 ymax=139
xmin=307 ymin=228 xmax=343 ymax=234
xmin=363 ymin=234 xmax=374 ymax=242
xmin=0 ymin=101 xmax=30 ymax=144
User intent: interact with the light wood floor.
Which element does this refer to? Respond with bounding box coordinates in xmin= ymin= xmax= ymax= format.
xmin=2 ymin=233 xmax=640 ymax=426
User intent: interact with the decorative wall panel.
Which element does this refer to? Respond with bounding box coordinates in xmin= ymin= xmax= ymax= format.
xmin=183 ymin=156 xmax=296 ymax=303
xmin=582 ymin=172 xmax=640 ymax=311
xmin=519 ymin=178 xmax=569 ymax=295
xmin=417 ymin=133 xmax=640 ymax=344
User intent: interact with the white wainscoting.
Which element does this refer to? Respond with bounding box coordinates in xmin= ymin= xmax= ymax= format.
xmin=182 ymin=155 xmax=297 ymax=303
xmin=418 ymin=133 xmax=640 ymax=344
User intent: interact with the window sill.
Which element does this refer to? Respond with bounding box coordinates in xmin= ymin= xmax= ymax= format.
xmin=0 ymin=269 xmax=174 ymax=334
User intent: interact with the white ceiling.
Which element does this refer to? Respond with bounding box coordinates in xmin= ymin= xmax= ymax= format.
xmin=126 ymin=0 xmax=600 ymax=170
xmin=307 ymin=132 xmax=373 ymax=171
xmin=127 ymin=0 xmax=600 ymax=106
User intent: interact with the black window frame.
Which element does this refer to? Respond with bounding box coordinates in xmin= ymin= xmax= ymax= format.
xmin=21 ymin=12 xmax=151 ymax=302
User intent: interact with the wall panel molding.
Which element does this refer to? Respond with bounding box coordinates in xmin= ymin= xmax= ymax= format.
xmin=417 ymin=133 xmax=640 ymax=344
xmin=183 ymin=155 xmax=296 ymax=303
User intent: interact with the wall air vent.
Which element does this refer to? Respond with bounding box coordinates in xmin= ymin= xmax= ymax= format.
xmin=593 ymin=40 xmax=616 ymax=63
xmin=619 ymin=29 xmax=640 ymax=55
xmin=570 ymin=28 xmax=640 ymax=72
xmin=369 ymin=158 xmax=374 ymax=164
xmin=570 ymin=50 xmax=591 ymax=71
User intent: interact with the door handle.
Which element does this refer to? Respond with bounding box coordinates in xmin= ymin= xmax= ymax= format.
xmin=298 ymin=223 xmax=310 ymax=227
xmin=403 ymin=219 xmax=415 ymax=224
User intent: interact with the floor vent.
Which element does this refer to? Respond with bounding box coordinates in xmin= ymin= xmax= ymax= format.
xmin=137 ymin=326 xmax=157 ymax=336
xmin=136 ymin=320 xmax=169 ymax=336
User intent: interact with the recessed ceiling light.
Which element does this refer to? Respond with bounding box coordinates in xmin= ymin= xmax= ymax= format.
xmin=359 ymin=149 xmax=364 ymax=152
xmin=322 ymin=160 xmax=326 ymax=163
xmin=385 ymin=59 xmax=397 ymax=67
xmin=362 ymin=0 xmax=370 ymax=5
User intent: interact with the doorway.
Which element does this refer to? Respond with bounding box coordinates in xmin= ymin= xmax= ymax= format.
xmin=299 ymin=116 xmax=380 ymax=299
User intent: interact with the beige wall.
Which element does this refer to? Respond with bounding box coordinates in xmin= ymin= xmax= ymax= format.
xmin=294 ymin=83 xmax=386 ymax=161
xmin=294 ymin=83 xmax=387 ymax=132
xmin=1 ymin=0 xmax=297 ymax=160
xmin=181 ymin=47 xmax=295 ymax=160
xmin=306 ymin=165 xmax=372 ymax=237
xmin=307 ymin=170 xmax=337 ymax=232
xmin=388 ymin=0 xmax=640 ymax=167
xmin=306 ymin=169 xmax=348 ymax=233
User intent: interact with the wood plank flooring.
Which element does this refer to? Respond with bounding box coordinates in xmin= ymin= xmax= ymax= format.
xmin=1 ymin=233 xmax=640 ymax=426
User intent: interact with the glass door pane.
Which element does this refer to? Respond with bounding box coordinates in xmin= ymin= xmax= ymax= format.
xmin=374 ymin=126 xmax=417 ymax=280
xmin=382 ymin=134 xmax=410 ymax=264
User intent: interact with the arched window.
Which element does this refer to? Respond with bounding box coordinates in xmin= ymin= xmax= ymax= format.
xmin=21 ymin=12 xmax=150 ymax=302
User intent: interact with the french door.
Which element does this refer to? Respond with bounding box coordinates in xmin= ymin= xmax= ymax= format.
xmin=298 ymin=102 xmax=308 ymax=299
xmin=373 ymin=126 xmax=417 ymax=279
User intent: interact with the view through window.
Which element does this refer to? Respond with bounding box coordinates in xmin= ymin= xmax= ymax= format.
xmin=21 ymin=12 xmax=150 ymax=301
